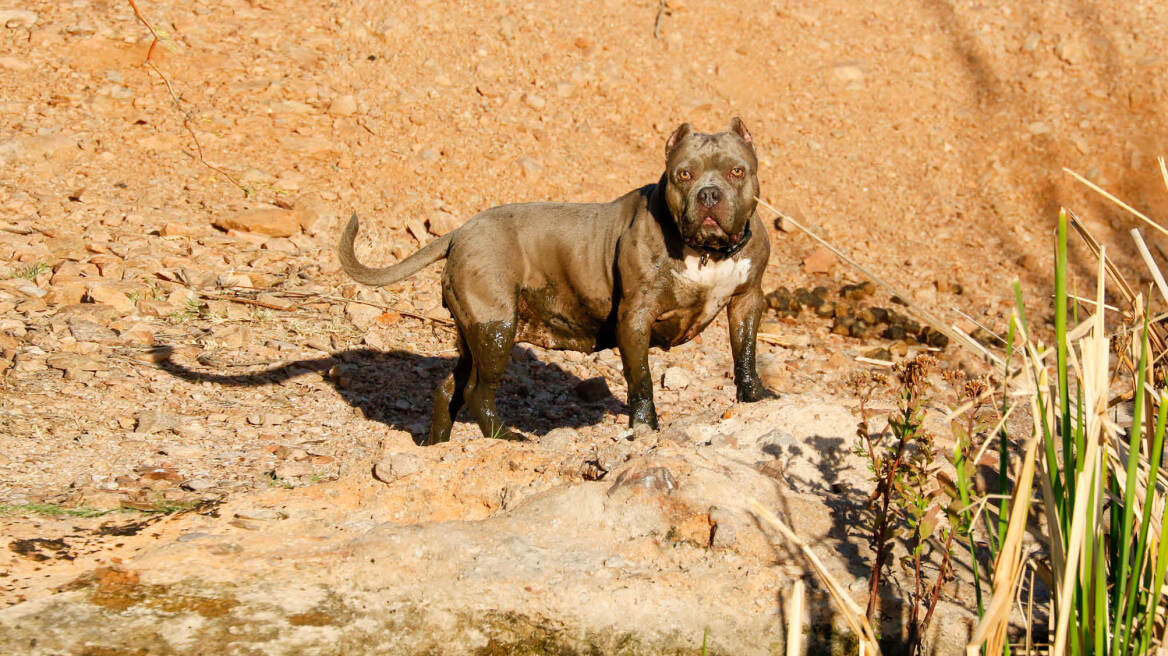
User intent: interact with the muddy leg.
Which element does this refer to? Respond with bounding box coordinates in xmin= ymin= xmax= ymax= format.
xmin=727 ymin=285 xmax=775 ymax=402
xmin=463 ymin=320 xmax=521 ymax=440
xmin=429 ymin=337 xmax=472 ymax=445
xmin=617 ymin=307 xmax=658 ymax=430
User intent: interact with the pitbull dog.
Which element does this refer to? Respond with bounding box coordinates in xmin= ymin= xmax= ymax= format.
xmin=338 ymin=118 xmax=773 ymax=444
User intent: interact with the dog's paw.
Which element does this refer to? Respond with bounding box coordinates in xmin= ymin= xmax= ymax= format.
xmin=629 ymin=403 xmax=659 ymax=431
xmin=736 ymin=380 xmax=777 ymax=403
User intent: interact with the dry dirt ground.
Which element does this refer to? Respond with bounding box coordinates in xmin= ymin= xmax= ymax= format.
xmin=1 ymin=0 xmax=1167 ymax=653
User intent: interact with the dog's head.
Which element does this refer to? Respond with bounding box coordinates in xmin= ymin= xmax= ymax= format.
xmin=661 ymin=118 xmax=759 ymax=252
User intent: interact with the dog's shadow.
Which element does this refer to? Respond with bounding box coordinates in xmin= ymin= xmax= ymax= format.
xmin=153 ymin=345 xmax=619 ymax=445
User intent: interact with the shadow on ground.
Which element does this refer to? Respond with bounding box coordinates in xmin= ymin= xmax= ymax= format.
xmin=153 ymin=345 xmax=621 ymax=445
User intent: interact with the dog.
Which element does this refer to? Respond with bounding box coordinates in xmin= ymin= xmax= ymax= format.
xmin=338 ymin=118 xmax=774 ymax=444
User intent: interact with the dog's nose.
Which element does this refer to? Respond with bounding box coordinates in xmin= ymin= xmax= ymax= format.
xmin=697 ymin=186 xmax=721 ymax=208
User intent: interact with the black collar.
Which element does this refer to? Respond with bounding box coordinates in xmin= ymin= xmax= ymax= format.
xmin=689 ymin=222 xmax=752 ymax=265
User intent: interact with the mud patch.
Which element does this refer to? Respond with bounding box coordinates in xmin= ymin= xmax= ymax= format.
xmin=9 ymin=537 xmax=72 ymax=561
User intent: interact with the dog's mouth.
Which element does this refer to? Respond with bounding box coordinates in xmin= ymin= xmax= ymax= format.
xmin=688 ymin=213 xmax=747 ymax=251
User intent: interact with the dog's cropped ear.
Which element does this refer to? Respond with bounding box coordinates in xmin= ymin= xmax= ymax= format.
xmin=665 ymin=123 xmax=693 ymax=156
xmin=729 ymin=117 xmax=753 ymax=147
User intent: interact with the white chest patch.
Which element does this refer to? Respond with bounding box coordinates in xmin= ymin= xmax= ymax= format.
xmin=673 ymin=255 xmax=753 ymax=326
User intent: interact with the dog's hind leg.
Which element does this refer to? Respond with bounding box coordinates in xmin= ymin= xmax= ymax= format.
xmin=462 ymin=318 xmax=521 ymax=441
xmin=429 ymin=334 xmax=471 ymax=445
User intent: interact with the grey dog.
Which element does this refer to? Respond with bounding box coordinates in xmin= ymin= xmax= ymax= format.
xmin=338 ymin=118 xmax=774 ymax=444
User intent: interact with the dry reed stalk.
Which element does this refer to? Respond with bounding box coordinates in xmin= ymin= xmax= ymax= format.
xmin=787 ymin=579 xmax=805 ymax=656
xmin=964 ymin=431 xmax=1040 ymax=656
xmin=747 ymin=498 xmax=882 ymax=655
xmin=1063 ymin=167 xmax=1168 ymax=238
xmin=1132 ymin=229 xmax=1168 ymax=308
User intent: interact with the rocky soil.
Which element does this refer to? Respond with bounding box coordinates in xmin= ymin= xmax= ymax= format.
xmin=1 ymin=0 xmax=1166 ymax=653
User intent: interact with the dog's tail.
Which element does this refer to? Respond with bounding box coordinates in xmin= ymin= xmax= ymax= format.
xmin=337 ymin=213 xmax=454 ymax=286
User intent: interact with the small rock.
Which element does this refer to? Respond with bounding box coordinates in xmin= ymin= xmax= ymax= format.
xmin=661 ymin=366 xmax=691 ymax=390
xmin=273 ymin=461 xmax=314 ymax=479
xmin=213 ymin=206 xmax=301 ymax=237
xmin=0 ymin=9 xmax=37 ymax=29
xmin=274 ymin=445 xmax=308 ymax=460
xmin=373 ymin=452 xmax=424 ymax=482
xmin=606 ymin=465 xmax=678 ymax=498
xmin=522 ymin=93 xmax=546 ymax=110
xmin=234 ymin=508 xmax=287 ymax=521
xmin=86 ymin=283 xmax=134 ymax=313
xmin=45 ymin=352 xmax=102 ymax=372
xmin=802 ymin=247 xmax=836 ymax=274
xmin=540 ymin=426 xmax=579 ymax=451
xmin=328 ymin=94 xmax=358 ymax=116
xmin=832 ymin=61 xmax=865 ymax=86
xmin=574 ymin=377 xmax=610 ymax=403
xmin=345 ymin=302 xmax=382 ymax=329
xmin=135 ymin=409 xmax=182 ymax=435
xmin=406 ymin=219 xmax=429 ymax=244
xmin=181 ymin=478 xmax=217 ymax=492
xmin=46 ymin=282 xmax=87 ymax=306
xmin=0 ymin=56 xmax=31 ymax=71
xmin=603 ymin=555 xmax=627 ymax=569
xmin=515 ymin=156 xmax=543 ymax=181
xmin=68 ymin=318 xmax=117 ymax=344
xmin=426 ymin=211 xmax=462 ymax=236
xmin=827 ymin=352 xmax=850 ymax=369
xmin=159 ymin=222 xmax=196 ymax=237
xmin=1055 ymin=35 xmax=1084 ymax=66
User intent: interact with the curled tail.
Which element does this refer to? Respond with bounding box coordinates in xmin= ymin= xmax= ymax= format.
xmin=337 ymin=213 xmax=453 ymax=286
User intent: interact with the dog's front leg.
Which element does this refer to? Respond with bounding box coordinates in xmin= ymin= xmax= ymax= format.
xmin=727 ymin=284 xmax=774 ymax=402
xmin=617 ymin=306 xmax=658 ymax=430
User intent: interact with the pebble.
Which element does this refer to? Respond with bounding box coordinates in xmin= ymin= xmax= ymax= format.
xmin=328 ymin=94 xmax=358 ymax=116
xmin=802 ymin=247 xmax=836 ymax=274
xmin=213 ymin=206 xmax=302 ymax=237
xmin=345 ymin=301 xmax=382 ymax=329
xmin=427 ymin=211 xmax=461 ymax=236
xmin=0 ymin=9 xmax=37 ymax=28
xmin=661 ymin=366 xmax=691 ymax=390
xmin=540 ymin=426 xmax=579 ymax=452
xmin=234 ymin=508 xmax=288 ymax=521
xmin=514 ymin=156 xmax=543 ymax=181
xmin=606 ymin=465 xmax=677 ymax=500
xmin=274 ymin=461 xmax=314 ymax=479
xmin=135 ymin=409 xmax=182 ymax=435
xmin=68 ymin=318 xmax=117 ymax=344
xmin=86 ymin=283 xmax=134 ymax=313
xmin=373 ymin=452 xmax=424 ymax=482
xmin=45 ymin=352 xmax=101 ymax=372
xmin=832 ymin=62 xmax=864 ymax=86
xmin=574 ymin=377 xmax=610 ymax=403
xmin=0 ymin=56 xmax=30 ymax=71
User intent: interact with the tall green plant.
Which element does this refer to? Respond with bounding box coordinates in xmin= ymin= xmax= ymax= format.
xmin=969 ymin=210 xmax=1168 ymax=655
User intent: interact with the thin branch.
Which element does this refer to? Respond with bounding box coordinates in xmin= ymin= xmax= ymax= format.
xmin=127 ymin=0 xmax=248 ymax=195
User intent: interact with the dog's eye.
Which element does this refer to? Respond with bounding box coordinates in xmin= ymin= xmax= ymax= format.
xmin=677 ymin=169 xmax=692 ymax=181
xmin=729 ymin=167 xmax=745 ymax=178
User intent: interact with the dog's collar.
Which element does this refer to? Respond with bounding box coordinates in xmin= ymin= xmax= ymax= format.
xmin=689 ymin=223 xmax=752 ymax=266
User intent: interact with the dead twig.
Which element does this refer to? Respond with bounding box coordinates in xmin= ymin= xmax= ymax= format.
xmin=198 ymin=293 xmax=297 ymax=312
xmin=653 ymin=0 xmax=667 ymax=39
xmin=127 ymin=0 xmax=248 ymax=195
xmin=273 ymin=290 xmax=456 ymax=327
